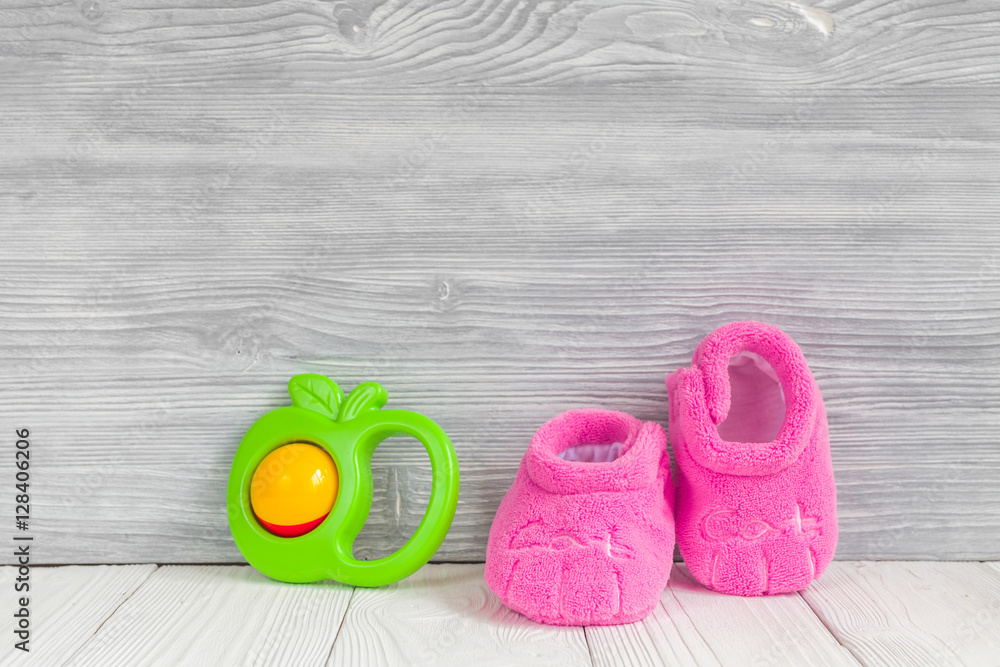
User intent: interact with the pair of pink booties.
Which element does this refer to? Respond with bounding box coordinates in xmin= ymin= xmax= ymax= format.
xmin=484 ymin=322 xmax=838 ymax=626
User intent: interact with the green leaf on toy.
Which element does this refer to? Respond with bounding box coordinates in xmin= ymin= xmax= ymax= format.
xmin=338 ymin=382 xmax=388 ymax=422
xmin=288 ymin=374 xmax=345 ymax=420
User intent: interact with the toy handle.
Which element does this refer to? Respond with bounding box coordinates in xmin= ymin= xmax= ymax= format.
xmin=333 ymin=411 xmax=460 ymax=587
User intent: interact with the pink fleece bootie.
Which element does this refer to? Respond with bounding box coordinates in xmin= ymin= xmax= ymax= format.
xmin=667 ymin=321 xmax=838 ymax=596
xmin=485 ymin=410 xmax=675 ymax=625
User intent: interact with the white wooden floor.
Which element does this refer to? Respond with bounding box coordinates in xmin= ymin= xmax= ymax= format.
xmin=2 ymin=562 xmax=998 ymax=667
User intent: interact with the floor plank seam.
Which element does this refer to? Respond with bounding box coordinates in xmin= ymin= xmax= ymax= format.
xmin=582 ymin=625 xmax=597 ymax=667
xmin=323 ymin=586 xmax=357 ymax=667
xmin=661 ymin=585 xmax=723 ymax=667
xmin=795 ymin=590 xmax=867 ymax=667
xmin=979 ymin=560 xmax=1000 ymax=585
xmin=60 ymin=564 xmax=160 ymax=667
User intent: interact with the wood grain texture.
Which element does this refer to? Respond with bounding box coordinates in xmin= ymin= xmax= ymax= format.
xmin=0 ymin=564 xmax=155 ymax=667
xmin=663 ymin=565 xmax=858 ymax=666
xmin=328 ymin=563 xmax=592 ymax=666
xmin=1 ymin=2 xmax=999 ymax=565
xmin=801 ymin=561 xmax=1000 ymax=667
xmin=67 ymin=565 xmax=354 ymax=666
xmin=2 ymin=86 xmax=998 ymax=564
xmin=4 ymin=563 xmax=997 ymax=665
xmin=586 ymin=565 xmax=720 ymax=667
xmin=2 ymin=0 xmax=1000 ymax=86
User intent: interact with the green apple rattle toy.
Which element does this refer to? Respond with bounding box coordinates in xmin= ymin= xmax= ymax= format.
xmin=227 ymin=374 xmax=460 ymax=587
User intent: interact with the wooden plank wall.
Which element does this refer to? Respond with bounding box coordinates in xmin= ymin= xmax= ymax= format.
xmin=1 ymin=0 xmax=998 ymax=564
